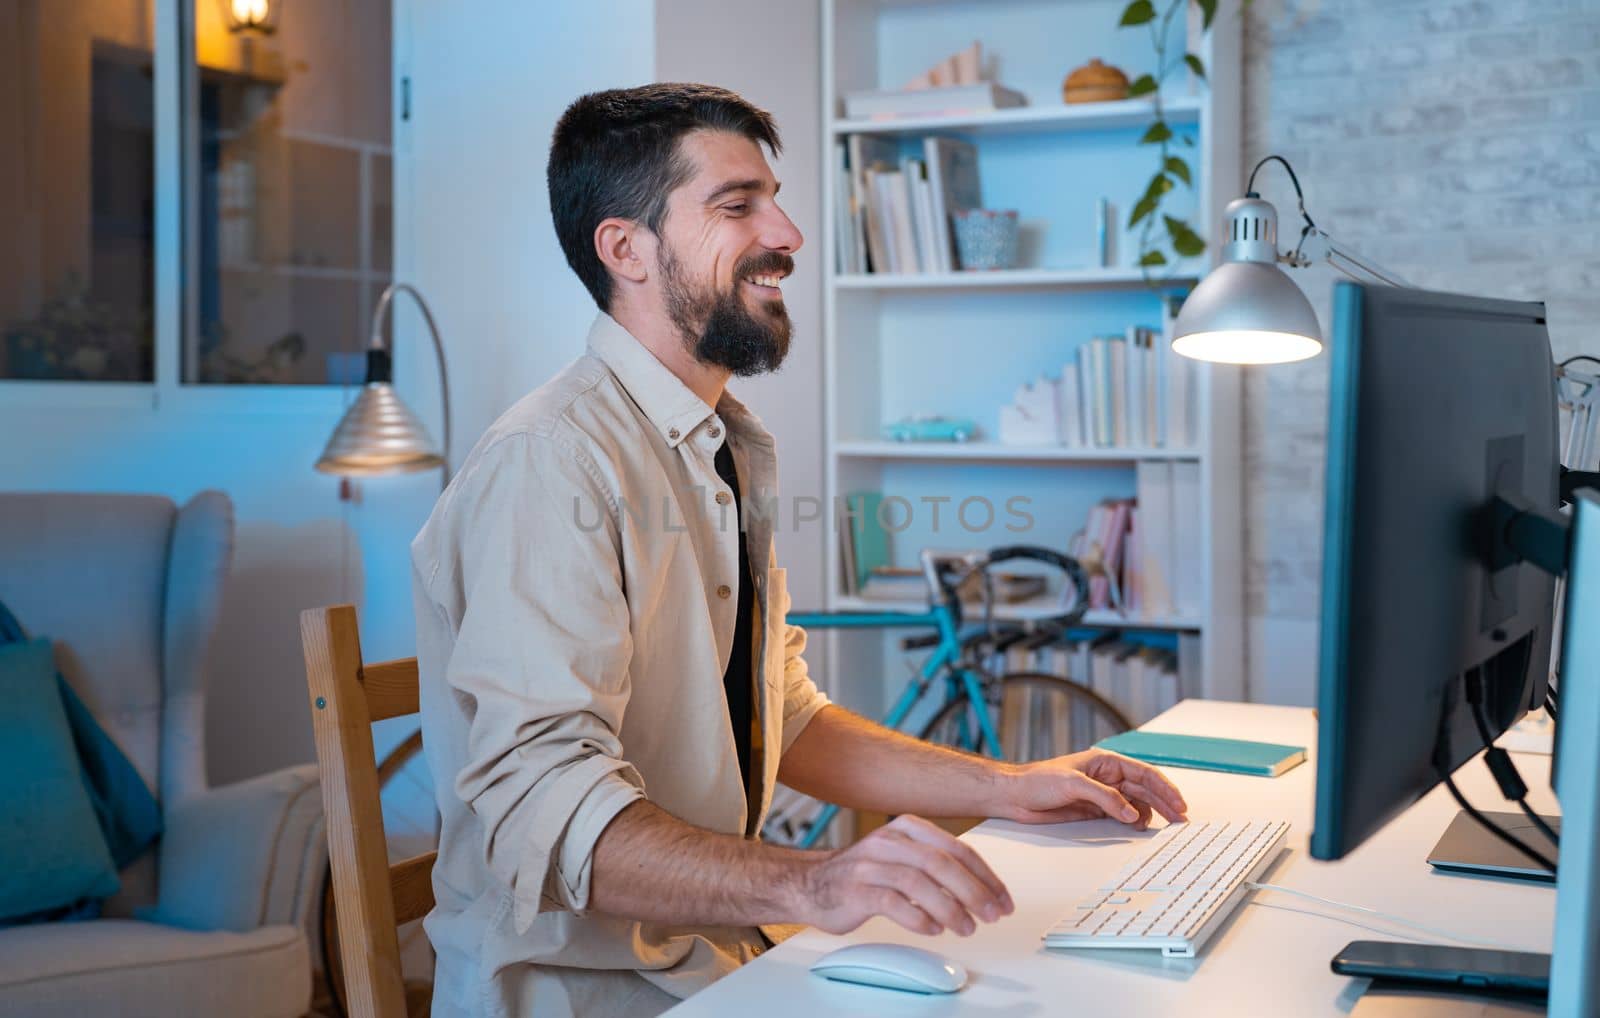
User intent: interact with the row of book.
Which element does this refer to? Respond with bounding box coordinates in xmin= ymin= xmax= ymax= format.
xmin=997 ymin=302 xmax=1199 ymax=451
xmin=1067 ymin=461 xmax=1202 ymax=619
xmin=982 ymin=635 xmax=1198 ymax=753
xmin=834 ymin=135 xmax=980 ymax=276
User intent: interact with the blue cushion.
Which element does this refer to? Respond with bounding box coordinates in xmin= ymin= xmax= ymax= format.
xmin=0 ymin=638 xmax=121 ymax=923
xmin=0 ymin=599 xmax=161 ymax=872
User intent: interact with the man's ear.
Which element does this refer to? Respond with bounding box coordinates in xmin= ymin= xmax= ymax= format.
xmin=594 ymin=217 xmax=652 ymax=286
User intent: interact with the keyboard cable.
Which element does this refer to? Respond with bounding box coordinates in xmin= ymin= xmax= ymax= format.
xmin=1243 ymin=882 xmax=1524 ymax=953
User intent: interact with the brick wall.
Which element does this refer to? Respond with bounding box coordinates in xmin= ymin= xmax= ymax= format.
xmin=1239 ymin=0 xmax=1600 ymax=703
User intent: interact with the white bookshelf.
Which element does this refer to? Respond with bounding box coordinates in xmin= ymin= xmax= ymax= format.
xmin=818 ymin=0 xmax=1244 ymax=716
xmin=830 ymin=94 xmax=1203 ymax=137
xmin=834 ymin=267 xmax=1199 ymax=291
xmin=836 ymin=440 xmax=1201 ymax=463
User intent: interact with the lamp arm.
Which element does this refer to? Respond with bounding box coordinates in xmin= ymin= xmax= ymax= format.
xmin=1294 ymin=230 xmax=1415 ymax=290
xmin=371 ymin=282 xmax=453 ymax=488
xmin=1246 ymin=154 xmax=1415 ymax=291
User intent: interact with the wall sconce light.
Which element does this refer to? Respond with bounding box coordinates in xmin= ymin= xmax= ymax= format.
xmin=223 ymin=0 xmax=279 ymax=35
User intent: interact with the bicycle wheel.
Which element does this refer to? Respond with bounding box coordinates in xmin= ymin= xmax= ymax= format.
xmin=918 ymin=672 xmax=1134 ymax=763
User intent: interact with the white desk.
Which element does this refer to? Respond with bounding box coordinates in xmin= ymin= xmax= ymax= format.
xmin=667 ymin=700 xmax=1558 ymax=1017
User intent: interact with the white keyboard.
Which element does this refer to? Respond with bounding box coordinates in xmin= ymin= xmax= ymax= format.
xmin=1043 ymin=819 xmax=1290 ymax=958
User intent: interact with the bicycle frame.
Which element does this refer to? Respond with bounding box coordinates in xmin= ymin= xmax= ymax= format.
xmin=781 ymin=601 xmax=1004 ymax=848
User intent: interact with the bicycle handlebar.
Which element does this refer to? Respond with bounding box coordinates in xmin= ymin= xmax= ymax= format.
xmin=979 ymin=544 xmax=1091 ymax=633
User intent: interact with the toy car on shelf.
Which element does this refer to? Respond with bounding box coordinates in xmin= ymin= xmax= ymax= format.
xmin=882 ymin=416 xmax=979 ymax=443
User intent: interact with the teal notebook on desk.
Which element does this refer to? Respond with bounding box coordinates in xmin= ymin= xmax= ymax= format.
xmin=1097 ymin=730 xmax=1306 ymax=778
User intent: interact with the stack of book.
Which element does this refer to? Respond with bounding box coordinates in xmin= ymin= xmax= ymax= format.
xmin=1067 ymin=476 xmax=1201 ymax=622
xmin=1068 ymin=499 xmax=1133 ymax=612
xmin=1087 ymin=637 xmax=1184 ymax=728
xmin=994 ymin=298 xmax=1199 ymax=450
xmin=1129 ymin=461 xmax=1203 ymax=619
xmin=835 ymin=135 xmax=980 ymax=275
xmin=984 ymin=636 xmax=1197 ymax=753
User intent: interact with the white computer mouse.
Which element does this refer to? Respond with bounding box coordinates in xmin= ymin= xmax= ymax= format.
xmin=809 ymin=942 xmax=968 ymax=994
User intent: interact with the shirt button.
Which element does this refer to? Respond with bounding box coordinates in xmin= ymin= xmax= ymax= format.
xmin=715 ymin=490 xmax=732 ymax=506
xmin=708 ymin=426 xmax=722 ymax=439
xmin=717 ymin=584 xmax=732 ymax=599
xmin=667 ymin=427 xmax=680 ymax=441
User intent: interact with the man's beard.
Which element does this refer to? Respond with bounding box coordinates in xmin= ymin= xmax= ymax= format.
xmin=659 ymin=245 xmax=793 ymax=377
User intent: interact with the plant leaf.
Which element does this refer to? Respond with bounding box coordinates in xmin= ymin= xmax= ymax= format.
xmin=1164 ymin=215 xmax=1207 ymax=257
xmin=1129 ymin=195 xmax=1159 ymax=228
xmin=1196 ymin=0 xmax=1217 ymax=29
xmin=1120 ymin=0 xmax=1157 ymax=26
xmin=1139 ymin=249 xmax=1169 ymax=267
xmin=1164 ymin=155 xmax=1192 ymax=187
xmin=1127 ymin=74 xmax=1158 ymax=97
xmin=1185 ymin=53 xmax=1207 ymax=80
xmin=1140 ymin=120 xmax=1174 ymax=145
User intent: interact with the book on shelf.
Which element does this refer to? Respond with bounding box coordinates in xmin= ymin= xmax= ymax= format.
xmin=842 ymin=81 xmax=1026 ymax=121
xmin=838 ymin=491 xmax=891 ymax=595
xmin=868 ymin=169 xmax=903 ymax=274
xmin=856 ymin=565 xmax=1049 ymax=606
xmin=1135 ymin=461 xmax=1176 ymax=617
xmin=923 ymin=137 xmax=977 ymax=272
xmin=1081 ymin=637 xmax=1181 ymax=728
xmin=847 ymin=135 xmax=899 ymax=274
xmin=1057 ymin=318 xmax=1196 ymax=451
xmin=837 ymin=134 xmax=977 ymax=276
xmin=833 ymin=141 xmax=863 ymax=274
xmin=1163 ymin=295 xmax=1197 ymax=448
xmin=1055 ymin=361 xmax=1084 ymax=448
xmin=1064 ymin=480 xmax=1199 ymax=625
xmin=1170 ymin=461 xmax=1203 ymax=616
xmin=1068 ymin=498 xmax=1133 ymax=612
xmin=885 ymin=166 xmax=920 ymax=273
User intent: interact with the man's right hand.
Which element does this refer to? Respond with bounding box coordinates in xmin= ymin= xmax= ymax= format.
xmin=792 ymin=815 xmax=1014 ymax=937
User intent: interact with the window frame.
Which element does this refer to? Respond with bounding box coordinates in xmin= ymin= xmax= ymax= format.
xmin=0 ymin=0 xmax=363 ymax=414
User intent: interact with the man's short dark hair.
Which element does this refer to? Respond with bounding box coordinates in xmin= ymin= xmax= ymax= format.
xmin=547 ymin=83 xmax=782 ymax=312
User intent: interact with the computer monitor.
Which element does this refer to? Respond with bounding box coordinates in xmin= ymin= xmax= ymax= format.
xmin=1311 ymin=282 xmax=1559 ymax=862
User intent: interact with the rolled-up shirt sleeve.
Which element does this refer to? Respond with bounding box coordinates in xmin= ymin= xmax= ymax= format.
xmin=428 ymin=429 xmax=644 ymax=934
xmin=767 ymin=555 xmax=830 ymax=754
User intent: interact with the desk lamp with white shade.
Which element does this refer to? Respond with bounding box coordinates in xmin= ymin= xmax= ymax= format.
xmin=1170 ymin=155 xmax=1412 ymax=366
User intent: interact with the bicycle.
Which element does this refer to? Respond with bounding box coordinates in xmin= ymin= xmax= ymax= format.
xmin=770 ymin=544 xmax=1135 ymax=849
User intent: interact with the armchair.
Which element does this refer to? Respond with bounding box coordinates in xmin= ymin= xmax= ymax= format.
xmin=0 ymin=492 xmax=324 ymax=1018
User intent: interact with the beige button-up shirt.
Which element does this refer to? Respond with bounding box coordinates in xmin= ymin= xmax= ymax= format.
xmin=411 ymin=312 xmax=829 ymax=1017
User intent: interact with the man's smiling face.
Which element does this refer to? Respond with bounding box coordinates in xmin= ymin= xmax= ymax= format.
xmin=654 ymin=129 xmax=804 ymax=377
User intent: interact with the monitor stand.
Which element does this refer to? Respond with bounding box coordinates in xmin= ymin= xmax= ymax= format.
xmin=1427 ymin=810 xmax=1560 ymax=884
xmin=1347 ymin=489 xmax=1599 ymax=1013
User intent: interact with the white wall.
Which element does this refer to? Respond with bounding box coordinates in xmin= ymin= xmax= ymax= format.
xmin=393 ymin=0 xmax=657 ymax=470
xmin=654 ymin=0 xmax=827 ymax=612
xmin=396 ymin=0 xmax=826 ymax=601
xmin=1239 ymin=0 xmax=1600 ymax=705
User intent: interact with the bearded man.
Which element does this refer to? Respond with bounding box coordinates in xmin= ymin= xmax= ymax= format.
xmin=410 ymin=83 xmax=1187 ymax=1018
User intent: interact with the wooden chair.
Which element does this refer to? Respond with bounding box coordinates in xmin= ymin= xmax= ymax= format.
xmin=301 ymin=605 xmax=436 ymax=1018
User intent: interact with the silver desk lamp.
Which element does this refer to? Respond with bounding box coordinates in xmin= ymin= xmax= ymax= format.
xmin=316 ymin=283 xmax=453 ymax=490
xmin=1170 ymin=155 xmax=1412 ymax=365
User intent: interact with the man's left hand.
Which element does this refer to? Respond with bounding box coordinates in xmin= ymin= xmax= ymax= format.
xmin=1000 ymin=749 xmax=1188 ymax=829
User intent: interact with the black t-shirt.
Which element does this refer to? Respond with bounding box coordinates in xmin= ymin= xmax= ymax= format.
xmin=713 ymin=441 xmax=755 ymax=799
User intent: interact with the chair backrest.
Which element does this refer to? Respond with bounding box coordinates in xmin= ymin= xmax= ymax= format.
xmin=301 ymin=604 xmax=434 ymax=1018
